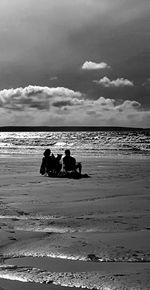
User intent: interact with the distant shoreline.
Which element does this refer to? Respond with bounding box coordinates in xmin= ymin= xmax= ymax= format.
xmin=0 ymin=126 xmax=149 ymax=132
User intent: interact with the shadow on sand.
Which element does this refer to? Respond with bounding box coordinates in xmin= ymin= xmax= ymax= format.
xmin=47 ymin=171 xmax=90 ymax=179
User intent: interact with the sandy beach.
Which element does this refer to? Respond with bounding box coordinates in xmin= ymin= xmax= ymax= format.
xmin=0 ymin=155 xmax=150 ymax=289
xmin=0 ymin=0 xmax=150 ymax=287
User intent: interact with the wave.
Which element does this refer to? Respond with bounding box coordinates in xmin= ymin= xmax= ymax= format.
xmin=2 ymin=238 xmax=150 ymax=263
xmin=3 ymin=250 xmax=149 ymax=263
xmin=14 ymin=226 xmax=76 ymax=234
xmin=0 ymin=214 xmax=65 ymax=220
xmin=0 ymin=264 xmax=149 ymax=289
xmin=0 ymin=131 xmax=150 ymax=157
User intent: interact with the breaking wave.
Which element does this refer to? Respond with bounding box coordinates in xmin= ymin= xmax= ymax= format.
xmin=0 ymin=264 xmax=149 ymax=289
xmin=0 ymin=214 xmax=65 ymax=220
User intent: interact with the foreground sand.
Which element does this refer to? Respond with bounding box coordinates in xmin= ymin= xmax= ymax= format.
xmin=0 ymin=155 xmax=150 ymax=289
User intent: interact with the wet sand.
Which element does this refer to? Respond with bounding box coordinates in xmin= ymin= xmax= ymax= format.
xmin=0 ymin=155 xmax=150 ymax=289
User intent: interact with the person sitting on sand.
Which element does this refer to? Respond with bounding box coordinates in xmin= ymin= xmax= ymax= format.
xmin=63 ymin=149 xmax=82 ymax=174
xmin=40 ymin=148 xmax=56 ymax=175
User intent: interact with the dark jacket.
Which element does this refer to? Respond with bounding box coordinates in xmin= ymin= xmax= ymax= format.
xmin=63 ymin=155 xmax=76 ymax=171
xmin=40 ymin=155 xmax=56 ymax=175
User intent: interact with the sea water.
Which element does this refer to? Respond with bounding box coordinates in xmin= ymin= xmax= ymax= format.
xmin=0 ymin=129 xmax=150 ymax=158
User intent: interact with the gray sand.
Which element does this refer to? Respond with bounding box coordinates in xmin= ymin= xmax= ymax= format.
xmin=0 ymin=155 xmax=150 ymax=289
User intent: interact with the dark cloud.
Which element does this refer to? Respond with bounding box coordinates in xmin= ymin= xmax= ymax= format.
xmin=52 ymin=100 xmax=72 ymax=108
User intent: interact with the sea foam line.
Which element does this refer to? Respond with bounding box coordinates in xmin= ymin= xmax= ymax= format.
xmin=0 ymin=264 xmax=149 ymax=289
xmin=15 ymin=226 xmax=76 ymax=234
xmin=0 ymin=215 xmax=65 ymax=220
xmin=3 ymin=249 xmax=150 ymax=263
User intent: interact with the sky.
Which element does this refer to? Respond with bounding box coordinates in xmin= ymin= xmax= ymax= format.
xmin=0 ymin=0 xmax=150 ymax=127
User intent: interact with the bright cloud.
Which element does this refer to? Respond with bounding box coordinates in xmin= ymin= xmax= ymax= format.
xmin=82 ymin=61 xmax=110 ymax=70
xmin=94 ymin=76 xmax=134 ymax=87
xmin=0 ymin=86 xmax=82 ymax=111
xmin=0 ymin=85 xmax=149 ymax=127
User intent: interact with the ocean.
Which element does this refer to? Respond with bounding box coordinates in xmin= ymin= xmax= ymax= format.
xmin=0 ymin=129 xmax=150 ymax=158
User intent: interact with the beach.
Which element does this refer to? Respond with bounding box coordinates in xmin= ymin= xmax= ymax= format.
xmin=0 ymin=0 xmax=150 ymax=286
xmin=0 ymin=153 xmax=150 ymax=289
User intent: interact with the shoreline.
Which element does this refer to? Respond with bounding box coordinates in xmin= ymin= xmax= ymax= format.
xmin=0 ymin=256 xmax=150 ymax=289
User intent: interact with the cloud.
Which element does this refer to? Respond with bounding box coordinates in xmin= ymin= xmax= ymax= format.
xmin=0 ymin=85 xmax=150 ymax=127
xmin=0 ymin=86 xmax=82 ymax=111
xmin=82 ymin=61 xmax=110 ymax=70
xmin=94 ymin=76 xmax=134 ymax=87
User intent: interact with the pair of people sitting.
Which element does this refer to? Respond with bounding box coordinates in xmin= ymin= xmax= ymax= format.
xmin=40 ymin=149 xmax=82 ymax=176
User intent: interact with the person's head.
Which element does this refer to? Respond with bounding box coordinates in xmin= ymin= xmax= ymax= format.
xmin=44 ymin=149 xmax=51 ymax=157
xmin=65 ymin=149 xmax=70 ymax=156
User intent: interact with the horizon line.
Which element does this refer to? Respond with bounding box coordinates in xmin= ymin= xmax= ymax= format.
xmin=0 ymin=126 xmax=149 ymax=132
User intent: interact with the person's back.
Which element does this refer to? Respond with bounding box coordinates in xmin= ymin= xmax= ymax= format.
xmin=63 ymin=149 xmax=82 ymax=174
xmin=63 ymin=155 xmax=76 ymax=172
xmin=45 ymin=155 xmax=56 ymax=172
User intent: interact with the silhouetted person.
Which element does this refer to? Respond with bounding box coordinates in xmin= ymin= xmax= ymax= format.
xmin=40 ymin=149 xmax=56 ymax=175
xmin=63 ymin=149 xmax=82 ymax=174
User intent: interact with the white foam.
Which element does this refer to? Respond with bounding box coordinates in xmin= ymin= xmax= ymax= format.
xmin=15 ymin=226 xmax=76 ymax=233
xmin=0 ymin=264 xmax=149 ymax=289
xmin=0 ymin=215 xmax=65 ymax=221
xmin=54 ymin=142 xmax=66 ymax=147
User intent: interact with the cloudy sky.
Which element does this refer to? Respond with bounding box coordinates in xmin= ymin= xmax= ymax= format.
xmin=0 ymin=0 xmax=150 ymax=127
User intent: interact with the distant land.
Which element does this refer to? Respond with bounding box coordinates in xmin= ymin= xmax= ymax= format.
xmin=0 ymin=126 xmax=149 ymax=132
